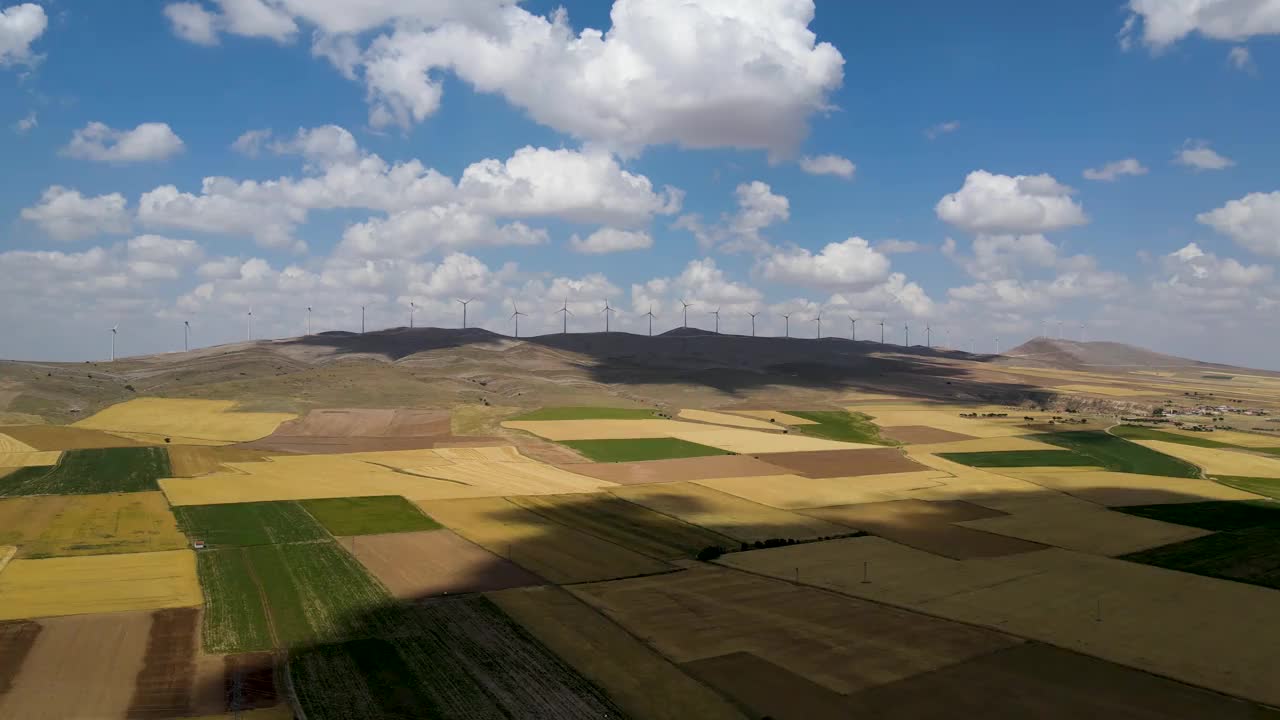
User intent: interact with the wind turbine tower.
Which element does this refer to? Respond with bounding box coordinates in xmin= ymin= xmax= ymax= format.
xmin=510 ymin=301 xmax=526 ymax=338
xmin=305 ymin=306 xmax=312 ymax=335
xmin=680 ymin=299 xmax=692 ymax=328
xmin=880 ymin=320 xmax=886 ymax=344
xmin=849 ymin=317 xmax=857 ymax=341
xmin=782 ymin=313 xmax=792 ymax=338
xmin=360 ymin=305 xmax=366 ymax=334
xmin=813 ymin=311 xmax=823 ymax=339
xmin=410 ymin=301 xmax=416 ymax=329
xmin=601 ymin=299 xmax=615 ymax=332
xmin=184 ymin=320 xmax=190 ymax=352
xmin=457 ymin=299 xmax=472 ymax=329
xmin=644 ymin=305 xmax=656 ymax=337
xmin=748 ymin=311 xmax=759 ymax=337
xmin=710 ymin=307 xmax=720 ymax=334
xmin=904 ymin=324 xmax=910 ymax=347
xmin=557 ymin=299 xmax=572 ymax=334
xmin=926 ymin=324 xmax=932 ymax=348
xmin=995 ymin=336 xmax=1001 ymax=354
xmin=110 ymin=325 xmax=117 ymax=362
xmin=247 ymin=307 xmax=253 ymax=341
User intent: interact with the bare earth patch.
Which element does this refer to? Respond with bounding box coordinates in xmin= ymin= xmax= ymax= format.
xmin=127 ymin=607 xmax=198 ymax=719
xmin=242 ymin=408 xmax=500 ymax=454
xmin=880 ymin=426 xmax=977 ymax=444
xmin=559 ymin=454 xmax=794 ymax=485
xmin=800 ymin=499 xmax=1050 ymax=559
xmin=338 ymin=529 xmax=542 ymax=599
xmin=753 ymin=448 xmax=927 ymax=478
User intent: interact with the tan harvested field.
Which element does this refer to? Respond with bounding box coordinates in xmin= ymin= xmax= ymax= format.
xmin=879 ymin=426 xmax=975 ymax=444
xmin=74 ymin=398 xmax=295 ymax=443
xmin=243 ymin=407 xmax=501 ymax=453
xmin=908 ymin=435 xmax=1067 ymax=454
xmin=418 ymin=497 xmax=672 ymax=584
xmin=1165 ymin=427 xmax=1280 ymax=448
xmin=722 ymin=538 xmax=1280 ymax=708
xmin=160 ymin=447 xmax=612 ymax=506
xmin=503 ymin=418 xmax=692 ymax=440
xmin=752 ymin=447 xmax=927 ymax=478
xmin=0 ymin=491 xmax=188 ymax=558
xmin=570 ymin=565 xmax=1020 ymax=696
xmin=490 ymin=585 xmax=747 ymax=720
xmin=801 ymin=499 xmax=1049 ymax=559
xmin=677 ymin=409 xmax=781 ymax=430
xmin=611 ymin=482 xmax=854 ymax=542
xmin=0 ymin=451 xmax=61 ymax=468
xmin=0 ymin=549 xmax=202 ymax=620
xmin=1132 ymin=440 xmax=1280 ymax=478
xmin=856 ymin=406 xmax=1033 ymax=438
xmin=998 ymin=469 xmax=1267 ymax=506
xmin=0 ymin=609 xmax=151 ymax=720
xmin=665 ymin=426 xmax=873 ymax=453
xmin=0 ymin=433 xmax=36 ymax=452
xmin=957 ymin=498 xmax=1211 ymax=555
xmin=1053 ymin=384 xmax=1166 ymax=397
xmin=505 ymin=418 xmax=870 ymax=452
xmin=559 ymin=454 xmax=793 ymax=485
xmin=723 ymin=410 xmax=818 ymax=425
xmin=337 ymin=529 xmax=542 ymax=598
xmin=166 ymin=446 xmax=272 ymax=477
xmin=682 ymin=652 xmax=852 ymax=720
xmin=0 ymin=425 xmax=152 ymax=450
xmin=0 ymin=546 xmax=14 ymax=575
xmin=696 ymin=471 xmax=951 ymax=510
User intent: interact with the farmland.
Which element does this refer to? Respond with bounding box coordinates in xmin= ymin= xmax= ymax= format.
xmin=0 ymin=491 xmax=187 ymax=557
xmin=300 ymin=495 xmax=441 ymax=536
xmin=73 ymin=398 xmax=295 ymax=443
xmin=1130 ymin=440 xmax=1280 ymax=478
xmin=560 ymin=437 xmax=732 ymax=462
xmin=0 ymin=447 xmax=172 ymax=496
xmin=174 ymin=501 xmax=329 ymax=548
xmin=1038 ymin=431 xmax=1202 ymax=478
xmin=1210 ymin=475 xmax=1280 ymax=500
xmin=938 ymin=449 xmax=1100 ymax=468
xmin=611 ymin=481 xmax=854 ymax=542
xmin=787 ymin=410 xmax=898 ymax=445
xmin=338 ymin=529 xmax=542 ymax=599
xmin=677 ymin=409 xmax=779 ymax=430
xmin=0 ymin=549 xmax=201 ymax=620
xmin=1119 ymin=501 xmax=1280 ymax=589
xmin=511 ymin=406 xmax=658 ymax=421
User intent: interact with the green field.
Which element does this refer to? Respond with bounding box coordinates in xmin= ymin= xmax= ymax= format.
xmin=511 ymin=494 xmax=737 ymax=560
xmin=788 ymin=410 xmax=897 ymax=446
xmin=1120 ymin=501 xmax=1280 ymax=590
xmin=1038 ymin=431 xmax=1201 ymax=478
xmin=1111 ymin=425 xmax=1241 ymax=449
xmin=198 ymin=541 xmax=391 ymax=653
xmin=511 ymin=407 xmax=658 ymax=421
xmin=1212 ymin=475 xmax=1280 ymax=501
xmin=301 ymin=496 xmax=440 ymax=536
xmin=289 ymin=597 xmax=624 ymax=720
xmin=937 ymin=450 xmax=1098 ymax=468
xmin=0 ymin=447 xmax=172 ymax=497
xmin=174 ymin=501 xmax=328 ymax=548
xmin=560 ymin=437 xmax=732 ymax=462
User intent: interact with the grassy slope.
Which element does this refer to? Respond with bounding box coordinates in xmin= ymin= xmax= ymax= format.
xmin=300 ymin=496 xmax=440 ymax=536
xmin=1111 ymin=425 xmax=1241 ymax=449
xmin=0 ymin=447 xmax=171 ymax=496
xmin=1212 ymin=476 xmax=1280 ymax=501
xmin=1119 ymin=501 xmax=1280 ymax=590
xmin=510 ymin=494 xmax=737 ymax=560
xmin=787 ymin=410 xmax=897 ymax=446
xmin=937 ymin=450 xmax=1098 ymax=468
xmin=561 ymin=437 xmax=732 ymax=462
xmin=1039 ymin=431 xmax=1202 ymax=478
xmin=173 ymin=501 xmax=329 ymax=548
xmin=512 ymin=407 xmax=658 ymax=421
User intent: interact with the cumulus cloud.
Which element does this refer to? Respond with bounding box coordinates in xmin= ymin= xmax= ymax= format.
xmin=1175 ymin=140 xmax=1235 ymax=171
xmin=63 ymin=122 xmax=186 ymax=163
xmin=165 ymin=3 xmax=220 ymax=45
xmin=125 ymin=235 xmax=204 ymax=280
xmin=139 ymin=179 xmax=307 ymax=251
xmin=936 ymin=170 xmax=1087 ymax=235
xmin=21 ymin=186 xmax=132 ymax=241
xmin=163 ymin=0 xmax=297 ymax=45
xmin=1198 ymin=191 xmax=1280 ymax=256
xmin=1121 ymin=0 xmax=1280 ymax=50
xmin=678 ymin=181 xmax=789 ymax=254
xmin=1164 ymin=242 xmax=1272 ymax=286
xmin=925 ymin=121 xmax=959 ymax=140
xmin=568 ymin=228 xmax=652 ymax=255
xmin=12 ymin=110 xmax=35 ymax=134
xmin=799 ymin=154 xmax=855 ymax=179
xmin=758 ymin=237 xmax=892 ymax=291
xmin=0 ymin=3 xmax=46 ymax=67
xmin=339 ymin=204 xmax=547 ymax=258
xmin=1083 ymin=157 xmax=1148 ymax=181
xmin=230 ymin=128 xmax=272 ymax=156
xmin=1228 ymin=46 xmax=1255 ymax=71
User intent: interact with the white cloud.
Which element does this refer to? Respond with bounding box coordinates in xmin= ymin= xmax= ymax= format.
xmin=1175 ymin=139 xmax=1235 ymax=170
xmin=799 ymin=154 xmax=855 ymax=179
xmin=164 ymin=0 xmax=297 ymax=45
xmin=1228 ymin=45 xmax=1255 ymax=71
xmin=936 ymin=170 xmax=1087 ymax=235
xmin=758 ymin=237 xmax=892 ymax=291
xmin=20 ymin=186 xmax=132 ymax=241
xmin=340 ymin=204 xmax=547 ymax=259
xmin=126 ymin=235 xmax=204 ymax=280
xmin=1198 ymin=191 xmax=1280 ymax=256
xmin=165 ymin=3 xmax=219 ymax=45
xmin=1083 ymin=157 xmax=1148 ymax=182
xmin=196 ymin=255 xmax=244 ymax=279
xmin=1121 ymin=0 xmax=1280 ymax=50
xmin=1165 ymin=242 xmax=1272 ymax=286
xmin=139 ymin=179 xmax=306 ymax=251
xmin=925 ymin=121 xmax=959 ymax=140
xmin=568 ymin=228 xmax=652 ymax=255
xmin=230 ymin=128 xmax=272 ymax=156
xmin=63 ymin=122 xmax=186 ymax=163
xmin=0 ymin=3 xmax=46 ymax=67
xmin=678 ymin=181 xmax=789 ymax=254
xmin=875 ymin=239 xmax=922 ymax=254
xmin=267 ymin=125 xmax=360 ymax=165
xmin=12 ymin=110 xmax=35 ymax=134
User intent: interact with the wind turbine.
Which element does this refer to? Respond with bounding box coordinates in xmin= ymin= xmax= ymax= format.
xmin=813 ymin=310 xmax=823 ymax=339
xmin=510 ymin=301 xmax=526 ymax=338
xmin=904 ymin=323 xmax=910 ymax=347
xmin=995 ymin=336 xmax=1001 ymax=354
xmin=782 ymin=313 xmax=792 ymax=338
xmin=926 ymin=324 xmax=932 ymax=348
xmin=183 ymin=320 xmax=190 ymax=352
xmin=709 ymin=307 xmax=721 ymax=334
xmin=110 ymin=325 xmax=117 ymax=362
xmin=409 ymin=301 xmax=417 ymax=329
xmin=680 ymin=299 xmax=692 ymax=328
xmin=600 ymin=299 xmax=616 ymax=332
xmin=849 ymin=316 xmax=857 ymax=341
xmin=247 ymin=307 xmax=253 ymax=341
xmin=1080 ymin=323 xmax=1086 ymax=342
xmin=305 ymin=306 xmax=312 ymax=335
xmin=457 ymin=299 xmax=472 ymax=329
xmin=360 ymin=305 xmax=366 ymax=334
xmin=557 ymin=299 xmax=572 ymax=334
xmin=879 ymin=319 xmax=886 ymax=344
xmin=748 ymin=311 xmax=759 ymax=337
xmin=644 ymin=305 xmax=656 ymax=337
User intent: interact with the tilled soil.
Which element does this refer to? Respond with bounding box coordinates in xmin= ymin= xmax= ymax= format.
xmin=558 ymin=454 xmax=794 ymax=485
xmin=753 ymin=448 xmax=928 ymax=478
xmin=127 ymin=608 xmax=199 ymax=719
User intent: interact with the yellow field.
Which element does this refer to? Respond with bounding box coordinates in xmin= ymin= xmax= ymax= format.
xmin=0 ymin=545 xmax=14 ymax=574
xmin=720 ymin=538 xmax=1280 ymax=707
xmin=0 ymin=425 xmax=151 ymax=450
xmin=1166 ymin=428 xmax=1280 ymax=449
xmin=503 ymin=419 xmax=691 ymax=440
xmin=490 ymin=585 xmax=747 ymax=720
xmin=677 ymin=409 xmax=781 ymax=431
xmin=1131 ymin=440 xmax=1280 ymax=478
xmin=610 ymin=482 xmax=852 ymax=542
xmin=107 ymin=431 xmax=231 ymax=447
xmin=160 ymin=447 xmax=611 ymax=506
xmin=0 ymin=549 xmax=202 ymax=620
xmin=722 ymin=410 xmax=818 ymax=425
xmin=418 ymin=496 xmax=670 ymax=583
xmin=957 ymin=499 xmax=1210 ymax=556
xmin=0 ymin=450 xmax=61 ymax=468
xmin=0 ymin=432 xmax=37 ymax=452
xmin=73 ymin=398 xmax=295 ymax=443
xmin=908 ymin=436 xmax=1065 ymax=454
xmin=166 ymin=446 xmax=271 ymax=477
xmin=1054 ymin=384 xmax=1166 ymax=397
xmin=695 ymin=471 xmax=951 ymax=510
xmin=504 ymin=418 xmax=865 ymax=452
xmin=0 ymin=492 xmax=188 ymax=558
xmin=665 ymin=426 xmax=869 ymax=453
xmin=854 ymin=406 xmax=1032 ymax=438
xmin=997 ymin=469 xmax=1267 ymax=506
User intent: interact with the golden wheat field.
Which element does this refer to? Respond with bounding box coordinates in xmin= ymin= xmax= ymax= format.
xmin=666 ymin=427 xmax=869 ymax=453
xmin=1053 ymin=384 xmax=1166 ymax=397
xmin=0 ymin=544 xmax=14 ymax=573
xmin=853 ymin=406 xmax=1032 ymax=438
xmin=956 ymin=499 xmax=1211 ymax=556
xmin=1131 ymin=440 xmax=1280 ymax=478
xmin=676 ymin=409 xmax=782 ymax=431
xmin=996 ymin=469 xmax=1267 ymax=505
xmin=907 ymin=436 xmax=1067 ymax=454
xmin=695 ymin=471 xmax=951 ymax=510
xmin=1165 ymin=428 xmax=1280 ymax=448
xmin=0 ymin=491 xmax=188 ymax=557
xmin=502 ymin=419 xmax=691 ymax=440
xmin=0 ymin=432 xmax=37 ymax=452
xmin=504 ymin=418 xmax=867 ymax=452
xmin=0 ymin=450 xmax=62 ymax=468
xmin=165 ymin=445 xmax=273 ymax=477
xmin=73 ymin=398 xmax=295 ymax=443
xmin=723 ymin=410 xmax=818 ymax=425
xmin=0 ymin=549 xmax=202 ymax=620
xmin=610 ymin=482 xmax=853 ymax=542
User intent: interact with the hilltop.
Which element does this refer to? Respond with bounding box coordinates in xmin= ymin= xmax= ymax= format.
xmin=995 ymin=337 xmax=1276 ymax=375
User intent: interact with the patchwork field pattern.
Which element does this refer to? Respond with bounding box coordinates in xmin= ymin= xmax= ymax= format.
xmin=677 ymin=409 xmax=780 ymax=430
xmin=785 ymin=410 xmax=898 ymax=445
xmin=799 ymin=499 xmax=1049 ymax=559
xmin=0 ymin=425 xmax=151 ymax=450
xmin=878 ymin=426 xmax=975 ymax=444
xmin=723 ymin=410 xmax=818 ymax=425
xmin=166 ymin=446 xmax=271 ymax=477
xmin=491 ymin=585 xmax=747 ymax=720
xmin=301 ymin=495 xmax=440 ymax=536
xmin=696 ymin=471 xmax=951 ymax=509
xmin=957 ymin=497 xmax=1211 ymax=556
xmin=0 ymin=452 xmax=62 ymax=469
xmin=74 ymin=398 xmax=295 ymax=443
xmin=511 ymin=407 xmax=659 ymax=421
xmin=997 ymin=469 xmax=1265 ymax=506
xmin=560 ymin=454 xmax=793 ymax=485
xmin=174 ymin=501 xmax=329 ymax=548
xmin=507 ymin=418 xmax=870 ymax=452
xmin=610 ymin=482 xmax=854 ymax=542
xmin=0 ymin=491 xmax=188 ymax=558
xmin=338 ymin=529 xmax=542 ymax=599
xmin=938 ymin=450 xmax=1097 ymax=468
xmin=0 ymin=447 xmax=172 ymax=497
xmin=855 ymin=405 xmax=1033 ymax=438
xmin=0 ymin=549 xmax=201 ymax=620
xmin=753 ymin=448 xmax=927 ymax=477
xmin=1132 ymin=440 xmax=1280 ymax=478
xmin=1037 ymin=432 xmax=1200 ymax=478
xmin=561 ymin=437 xmax=732 ymax=462
xmin=1119 ymin=501 xmax=1280 ymax=590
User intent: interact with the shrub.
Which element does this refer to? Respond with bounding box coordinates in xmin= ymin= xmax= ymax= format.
xmin=696 ymin=545 xmax=725 ymax=562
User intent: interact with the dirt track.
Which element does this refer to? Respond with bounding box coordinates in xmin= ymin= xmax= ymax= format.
xmin=753 ymin=448 xmax=927 ymax=478
xmin=560 ymin=455 xmax=793 ymax=485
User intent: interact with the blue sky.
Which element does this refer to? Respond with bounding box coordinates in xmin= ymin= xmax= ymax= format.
xmin=2 ymin=0 xmax=1278 ymax=366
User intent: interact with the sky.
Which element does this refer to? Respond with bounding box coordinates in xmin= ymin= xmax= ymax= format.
xmin=1 ymin=0 xmax=1278 ymax=367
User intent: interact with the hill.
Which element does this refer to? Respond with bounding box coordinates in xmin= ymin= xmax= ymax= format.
xmin=995 ymin=337 xmax=1276 ymax=375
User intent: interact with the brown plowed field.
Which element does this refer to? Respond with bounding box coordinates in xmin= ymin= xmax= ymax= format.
xmin=338 ymin=529 xmax=542 ymax=599
xmin=0 ymin=425 xmax=152 ymax=450
xmin=560 ymin=454 xmax=794 ymax=485
xmin=167 ymin=447 xmax=272 ymax=477
xmin=0 ymin=620 xmax=40 ymax=695
xmin=753 ymin=448 xmax=927 ymax=478
xmin=189 ymin=652 xmax=278 ymax=716
xmin=880 ymin=426 xmax=976 ymax=444
xmin=0 ymin=610 xmax=151 ymax=720
xmin=242 ymin=408 xmax=500 ymax=454
xmin=683 ymin=652 xmax=852 ymax=720
xmin=800 ymin=499 xmax=1050 ymax=559
xmin=127 ymin=607 xmax=198 ymax=719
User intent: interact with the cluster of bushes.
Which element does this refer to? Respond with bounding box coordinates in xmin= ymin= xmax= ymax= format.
xmin=959 ymin=412 xmax=1009 ymax=418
